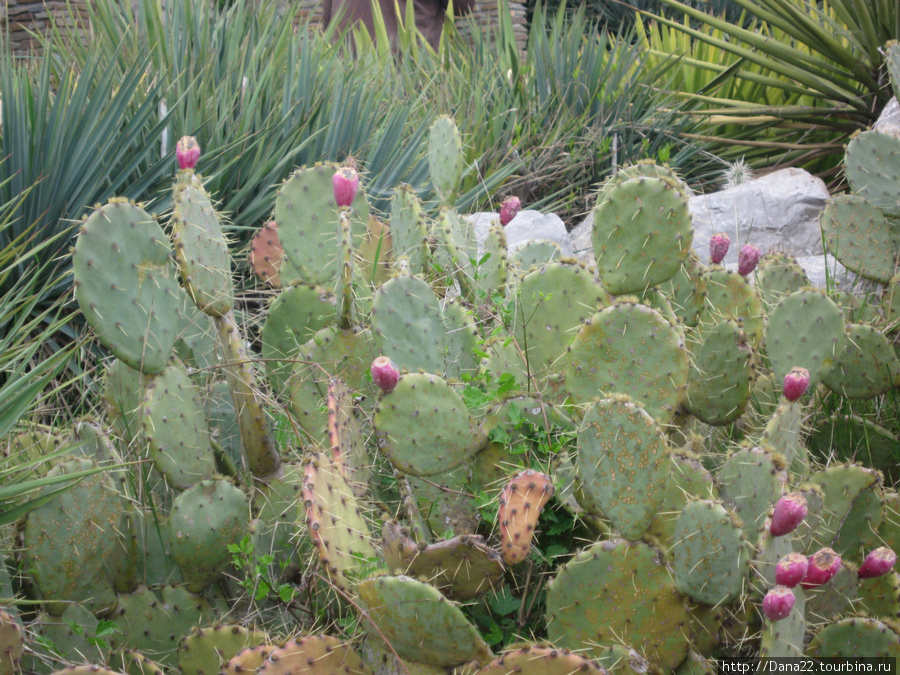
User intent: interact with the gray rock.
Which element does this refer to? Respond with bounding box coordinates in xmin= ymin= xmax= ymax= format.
xmin=873 ymin=97 xmax=900 ymax=137
xmin=468 ymin=210 xmax=573 ymax=258
xmin=689 ymin=167 xmax=830 ymax=266
xmin=568 ymin=216 xmax=594 ymax=266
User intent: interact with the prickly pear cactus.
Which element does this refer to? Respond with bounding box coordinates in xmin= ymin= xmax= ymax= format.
xmin=358 ymin=575 xmax=492 ymax=668
xmin=73 ymin=200 xmax=181 ymax=374
xmin=576 ymin=396 xmax=669 ymax=540
xmin=546 ymin=538 xmax=691 ymax=671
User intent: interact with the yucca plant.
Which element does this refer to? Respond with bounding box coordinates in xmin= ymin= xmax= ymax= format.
xmin=641 ymin=0 xmax=899 ymax=177
xmin=0 ymin=177 xmax=100 ymax=526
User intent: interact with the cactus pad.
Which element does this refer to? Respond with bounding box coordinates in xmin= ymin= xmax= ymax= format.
xmin=275 ymin=164 xmax=369 ymax=286
xmin=469 ymin=646 xmax=607 ymax=674
xmin=759 ymin=587 xmax=805 ymax=658
xmin=660 ymin=253 xmax=708 ymax=327
xmin=177 ymin=625 xmax=267 ymax=675
xmin=303 ymin=451 xmax=378 ymax=593
xmin=141 ymin=360 xmax=217 ymax=490
xmin=171 ymin=183 xmax=234 ymax=316
xmin=167 ymin=479 xmax=250 ymax=592
xmin=766 ymin=289 xmax=845 ymax=388
xmin=73 ymin=200 xmax=181 ymax=374
xmin=566 ymin=302 xmax=689 ymax=425
xmin=381 ymin=520 xmax=504 ymax=600
xmin=390 ymin=184 xmax=429 ymax=274
xmin=821 ymin=323 xmax=900 ymax=399
xmin=700 ymin=269 xmax=765 ymax=348
xmin=820 ymin=194 xmax=900 ymax=284
xmin=845 ymin=130 xmax=900 ymax=218
xmin=685 ymin=320 xmax=755 ymax=425
xmin=672 ymin=499 xmax=751 ymax=606
xmin=497 ymin=469 xmax=554 ymax=564
xmin=358 ymin=575 xmax=492 ymax=667
xmin=754 ymin=252 xmax=810 ymax=309
xmin=647 ymin=451 xmax=719 ymax=549
xmin=576 ymin=397 xmax=670 ymax=539
xmin=717 ymin=445 xmax=786 ymax=539
xmin=0 ymin=609 xmax=24 ymax=675
xmin=514 ymin=262 xmax=610 ymax=381
xmin=374 ymin=372 xmax=482 ymax=476
xmin=249 ymin=221 xmax=284 ymax=287
xmin=546 ymin=538 xmax=690 ymax=670
xmin=428 ymin=116 xmax=465 ymax=206
xmin=592 ymin=176 xmax=693 ymax=294
xmin=807 ymin=617 xmax=900 ymax=657
xmin=807 ymin=464 xmax=883 ymax=562
xmin=18 ymin=458 xmax=134 ymax=616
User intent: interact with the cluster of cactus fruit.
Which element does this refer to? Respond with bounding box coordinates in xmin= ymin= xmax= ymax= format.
xmin=6 ymin=42 xmax=900 ymax=675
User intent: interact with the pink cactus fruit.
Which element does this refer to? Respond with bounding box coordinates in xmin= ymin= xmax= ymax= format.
xmin=709 ymin=232 xmax=730 ymax=265
xmin=370 ymin=356 xmax=400 ymax=394
xmin=737 ymin=243 xmax=761 ymax=276
xmin=770 ymin=492 xmax=808 ymax=537
xmin=176 ymin=136 xmax=201 ymax=170
xmin=782 ymin=366 xmax=810 ymax=402
xmin=332 ymin=167 xmax=360 ymax=208
xmin=857 ymin=546 xmax=897 ymax=579
xmin=762 ymin=586 xmax=796 ymax=621
xmin=801 ymin=548 xmax=842 ymax=588
xmin=499 ymin=196 xmax=522 ymax=226
xmin=775 ymin=552 xmax=810 ymax=588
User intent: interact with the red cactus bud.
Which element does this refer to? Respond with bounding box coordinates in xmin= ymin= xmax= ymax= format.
xmin=775 ymin=552 xmax=809 ymax=588
xmin=782 ymin=366 xmax=810 ymax=402
xmin=857 ymin=546 xmax=897 ymax=579
xmin=176 ymin=136 xmax=201 ymax=170
xmin=370 ymin=356 xmax=399 ymax=394
xmin=737 ymin=244 xmax=761 ymax=276
xmin=332 ymin=167 xmax=359 ymax=208
xmin=801 ymin=548 xmax=842 ymax=588
xmin=762 ymin=586 xmax=795 ymax=621
xmin=709 ymin=232 xmax=730 ymax=265
xmin=770 ymin=493 xmax=808 ymax=537
xmin=499 ymin=196 xmax=521 ymax=226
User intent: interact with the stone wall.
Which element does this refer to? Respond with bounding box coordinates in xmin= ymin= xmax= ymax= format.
xmin=293 ymin=0 xmax=529 ymax=54
xmin=2 ymin=0 xmax=89 ymax=53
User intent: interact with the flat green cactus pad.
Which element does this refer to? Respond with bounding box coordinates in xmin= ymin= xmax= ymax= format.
xmin=566 ymin=301 xmax=689 ymax=425
xmin=766 ymin=289 xmax=846 ymax=389
xmin=807 ymin=464 xmax=883 ymax=562
xmin=172 ymin=182 xmax=234 ymax=316
xmin=859 ymin=572 xmax=900 ymax=619
xmin=592 ymin=175 xmax=693 ymax=294
xmin=700 ymin=269 xmax=765 ymax=348
xmin=261 ymin=283 xmax=336 ymax=399
xmin=167 ymin=479 xmax=250 ymax=592
xmin=845 ymin=130 xmax=900 ymax=218
xmin=514 ymin=262 xmax=611 ymax=380
xmin=807 ymin=618 xmax=900 ymax=658
xmin=820 ymin=194 xmax=900 ymax=284
xmin=141 ymin=360 xmax=217 ymax=490
xmin=546 ymin=538 xmax=690 ymax=671
xmin=0 ymin=609 xmax=23 ymax=675
xmin=390 ymin=184 xmax=429 ymax=274
xmin=754 ymin=252 xmax=810 ymax=309
xmin=685 ymin=320 xmax=755 ymax=426
xmin=760 ymin=400 xmax=808 ymax=477
xmin=19 ymin=458 xmax=135 ymax=616
xmin=303 ymin=451 xmax=378 ymax=594
xmin=374 ymin=372 xmax=482 ymax=476
xmin=576 ymin=397 xmax=670 ymax=539
xmin=358 ymin=575 xmax=492 ymax=667
xmin=73 ymin=200 xmax=181 ymax=374
xmin=759 ymin=587 xmax=805 ymax=658
xmin=717 ymin=445 xmax=786 ymax=539
xmin=177 ymin=624 xmax=267 ymax=675
xmin=647 ymin=451 xmax=719 ymax=549
xmin=289 ymin=325 xmax=377 ymax=440
xmin=275 ymin=163 xmax=369 ymax=286
xmin=428 ymin=116 xmax=465 ymax=206
xmin=23 ymin=605 xmax=107 ymax=673
xmin=109 ymin=585 xmax=219 ymax=666
xmin=888 ymin=41 xmax=900 ymax=102
xmin=511 ymin=240 xmax=562 ymax=271
xmin=672 ymin=499 xmax=751 ymax=606
xmin=660 ymin=253 xmax=708 ymax=328
xmin=821 ymin=323 xmax=900 ymax=399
